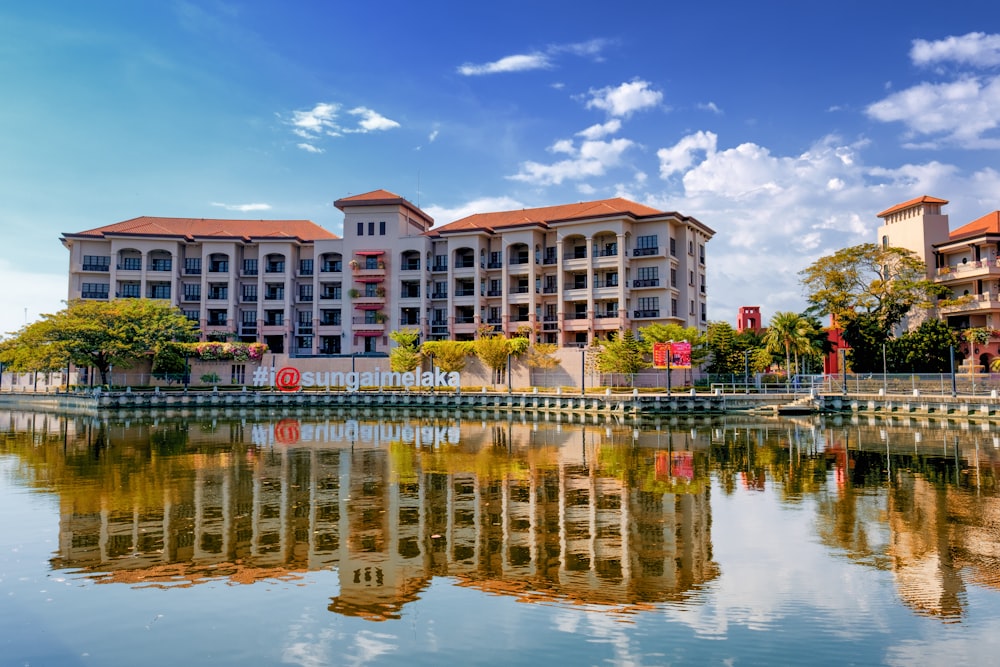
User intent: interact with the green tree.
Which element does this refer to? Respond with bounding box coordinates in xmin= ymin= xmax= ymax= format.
xmin=473 ymin=335 xmax=530 ymax=387
xmin=389 ymin=328 xmax=422 ymax=373
xmin=763 ymin=312 xmax=813 ymax=381
xmin=706 ymin=321 xmax=739 ymax=374
xmin=595 ymin=330 xmax=648 ymax=384
xmin=524 ymin=343 xmax=561 ymax=384
xmin=421 ymin=340 xmax=473 ymax=373
xmin=800 ymin=243 xmax=946 ymax=327
xmin=889 ymin=319 xmax=958 ymax=372
xmin=0 ymin=319 xmax=67 ymax=389
xmin=0 ymin=299 xmax=197 ymax=386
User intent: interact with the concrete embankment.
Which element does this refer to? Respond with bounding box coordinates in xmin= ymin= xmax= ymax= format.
xmin=0 ymin=388 xmax=796 ymax=418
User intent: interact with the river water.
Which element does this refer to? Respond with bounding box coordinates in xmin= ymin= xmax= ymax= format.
xmin=2 ymin=409 xmax=1000 ymax=666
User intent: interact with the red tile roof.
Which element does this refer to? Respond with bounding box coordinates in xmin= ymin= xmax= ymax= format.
xmin=877 ymin=195 xmax=948 ymax=218
xmin=334 ymin=189 xmax=433 ymax=226
xmin=63 ymin=216 xmax=338 ymax=242
xmin=949 ymin=211 xmax=1000 ymax=239
xmin=430 ymin=197 xmax=694 ymax=235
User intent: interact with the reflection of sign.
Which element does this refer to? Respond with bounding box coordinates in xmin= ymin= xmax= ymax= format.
xmin=652 ymin=342 xmax=692 ymax=369
xmin=274 ymin=419 xmax=301 ymax=445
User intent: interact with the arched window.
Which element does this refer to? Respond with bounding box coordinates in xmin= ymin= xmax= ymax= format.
xmin=881 ymin=235 xmax=889 ymax=249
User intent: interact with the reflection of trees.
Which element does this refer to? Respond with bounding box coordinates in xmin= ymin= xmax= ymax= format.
xmin=1 ymin=412 xmax=719 ymax=620
xmin=8 ymin=411 xmax=1000 ymax=624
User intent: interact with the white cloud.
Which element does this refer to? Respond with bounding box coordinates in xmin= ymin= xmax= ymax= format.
xmin=586 ymin=80 xmax=663 ymax=117
xmin=347 ymin=107 xmax=400 ymax=132
xmin=640 ymin=131 xmax=996 ymax=321
xmin=285 ymin=102 xmax=398 ymax=149
xmin=911 ymin=32 xmax=1000 ymax=68
xmin=576 ymin=119 xmax=622 ymax=140
xmin=428 ymin=129 xmax=439 ymax=142
xmin=457 ymin=39 xmax=612 ymax=76
xmin=290 ymin=102 xmax=340 ymax=138
xmin=866 ymin=76 xmax=1000 ymax=148
xmin=509 ymin=137 xmax=634 ymax=185
xmin=698 ymin=101 xmax=723 ymax=114
xmin=549 ymin=139 xmax=575 ymax=155
xmin=210 ymin=202 xmax=272 ymax=212
xmin=424 ymin=196 xmax=525 ymax=226
xmin=657 ymin=130 xmax=718 ymax=177
xmin=457 ymin=53 xmax=551 ymax=76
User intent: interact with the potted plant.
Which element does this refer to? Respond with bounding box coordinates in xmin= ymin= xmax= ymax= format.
xmin=348 ymin=288 xmax=360 ymax=298
xmin=349 ymin=259 xmax=360 ymax=270
xmin=375 ymin=285 xmax=386 ymax=297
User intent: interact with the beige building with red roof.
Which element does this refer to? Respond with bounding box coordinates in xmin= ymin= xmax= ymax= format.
xmin=62 ymin=189 xmax=713 ymax=355
xmin=877 ymin=196 xmax=1000 ymax=368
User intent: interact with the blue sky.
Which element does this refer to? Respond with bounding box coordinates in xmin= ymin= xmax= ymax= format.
xmin=4 ymin=1 xmax=1000 ymax=336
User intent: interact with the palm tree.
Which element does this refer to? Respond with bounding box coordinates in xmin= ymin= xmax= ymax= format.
xmin=763 ymin=312 xmax=813 ymax=386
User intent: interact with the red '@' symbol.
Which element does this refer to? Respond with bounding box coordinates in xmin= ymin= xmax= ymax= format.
xmin=274 ymin=419 xmax=301 ymax=445
xmin=275 ymin=366 xmax=301 ymax=392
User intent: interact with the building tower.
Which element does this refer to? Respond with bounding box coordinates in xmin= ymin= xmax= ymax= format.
xmin=737 ymin=306 xmax=761 ymax=333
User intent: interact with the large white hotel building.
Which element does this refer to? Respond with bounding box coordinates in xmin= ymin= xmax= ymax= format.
xmin=61 ymin=190 xmax=713 ymax=355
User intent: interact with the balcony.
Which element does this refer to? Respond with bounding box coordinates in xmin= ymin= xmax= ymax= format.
xmin=542 ymin=317 xmax=558 ymax=331
xmin=81 ymin=290 xmax=109 ymax=299
xmin=321 ymin=261 xmax=343 ymax=273
xmin=81 ymin=262 xmax=110 ymax=272
xmin=431 ymin=291 xmax=448 ymax=299
xmin=182 ymin=292 xmax=201 ymax=302
xmin=936 ymin=259 xmax=1000 ymax=281
xmin=209 ymin=262 xmax=230 ymax=273
xmin=431 ymin=263 xmax=448 ymax=273
xmin=454 ymin=288 xmax=476 ymax=297
xmin=240 ymin=324 xmax=257 ymax=335
xmin=939 ymin=292 xmax=1000 ymax=314
xmin=632 ymin=247 xmax=658 ymax=257
xmin=320 ymin=289 xmax=342 ymax=300
xmin=633 ymin=309 xmax=660 ymax=318
xmin=352 ymin=317 xmax=385 ymax=332
xmin=487 ymin=260 xmax=503 ymax=269
xmin=542 ymin=286 xmax=557 ymax=294
xmin=353 ymin=292 xmax=385 ymax=309
xmin=632 ymin=278 xmax=660 ymax=288
xmin=352 ymin=265 xmax=386 ymax=281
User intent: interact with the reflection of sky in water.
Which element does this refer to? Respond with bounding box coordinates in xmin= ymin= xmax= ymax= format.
xmin=4 ymin=416 xmax=1000 ymax=665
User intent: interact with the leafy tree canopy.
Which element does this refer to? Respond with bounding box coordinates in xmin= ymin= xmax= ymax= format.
xmin=420 ymin=340 xmax=473 ymax=373
xmin=800 ymin=243 xmax=947 ymax=330
xmin=596 ymin=329 xmax=648 ymax=378
xmin=1 ymin=299 xmax=198 ymax=385
xmin=389 ymin=328 xmax=423 ymax=373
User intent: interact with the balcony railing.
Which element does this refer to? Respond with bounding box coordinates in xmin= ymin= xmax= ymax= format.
xmin=542 ymin=286 xmax=557 ymax=294
xmin=455 ymin=316 xmax=476 ymax=324
xmin=487 ymin=289 xmax=502 ymax=297
xmin=632 ymin=278 xmax=659 ymax=288
xmin=454 ymin=288 xmax=476 ymax=297
xmin=321 ymin=261 xmax=343 ymax=273
xmin=431 ymin=291 xmax=448 ymax=299
xmin=81 ymin=291 xmax=109 ymax=299
xmin=487 ymin=260 xmax=503 ymax=269
xmin=633 ymin=309 xmax=660 ymax=318
xmin=82 ymin=263 xmax=110 ymax=272
xmin=632 ymin=247 xmax=658 ymax=257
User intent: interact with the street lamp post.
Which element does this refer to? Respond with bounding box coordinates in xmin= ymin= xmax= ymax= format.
xmin=580 ymin=347 xmax=585 ymax=395
xmin=744 ymin=349 xmax=750 ymax=394
xmin=840 ymin=348 xmax=847 ymax=396
xmin=667 ymin=343 xmax=672 ymax=397
xmin=882 ymin=343 xmax=887 ymax=396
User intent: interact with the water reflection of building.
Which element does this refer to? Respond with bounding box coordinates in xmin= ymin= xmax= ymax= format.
xmin=47 ymin=418 xmax=717 ymax=619
xmin=819 ymin=423 xmax=1000 ymax=622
